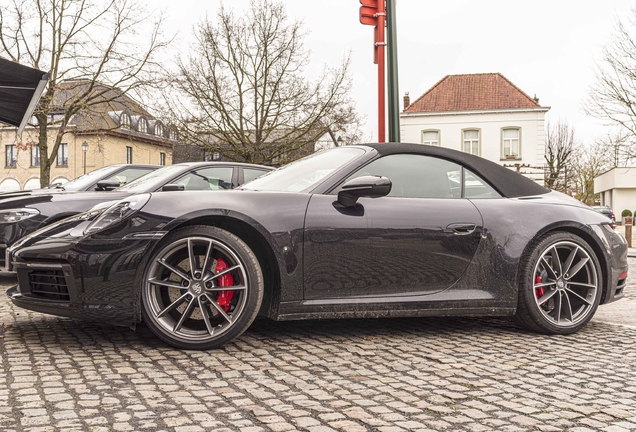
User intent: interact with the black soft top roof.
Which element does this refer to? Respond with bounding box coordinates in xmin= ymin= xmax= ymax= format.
xmin=365 ymin=143 xmax=549 ymax=198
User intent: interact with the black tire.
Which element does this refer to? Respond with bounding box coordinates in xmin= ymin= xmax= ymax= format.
xmin=514 ymin=231 xmax=602 ymax=335
xmin=141 ymin=225 xmax=263 ymax=349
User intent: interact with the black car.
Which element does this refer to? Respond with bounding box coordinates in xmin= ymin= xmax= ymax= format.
xmin=0 ymin=164 xmax=160 ymax=200
xmin=592 ymin=206 xmax=616 ymax=225
xmin=0 ymin=161 xmax=272 ymax=268
xmin=6 ymin=144 xmax=628 ymax=350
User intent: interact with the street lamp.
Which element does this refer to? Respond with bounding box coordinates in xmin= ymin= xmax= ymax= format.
xmin=82 ymin=141 xmax=88 ymax=174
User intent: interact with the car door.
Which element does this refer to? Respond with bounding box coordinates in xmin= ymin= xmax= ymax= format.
xmin=304 ymin=153 xmax=484 ymax=300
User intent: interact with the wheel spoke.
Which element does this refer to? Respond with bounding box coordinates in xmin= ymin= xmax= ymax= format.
xmin=551 ymin=246 xmax=563 ymax=277
xmin=565 ymin=287 xmax=592 ymax=305
xmin=536 ymin=288 xmax=558 ymax=304
xmin=198 ymin=297 xmax=215 ymax=336
xmin=173 ymin=297 xmax=196 ymax=332
xmin=187 ymin=239 xmax=198 ymax=275
xmin=554 ymin=292 xmax=562 ymax=323
xmin=541 ymin=256 xmax=558 ymax=280
xmin=567 ymin=281 xmax=596 ymax=289
xmin=158 ymin=259 xmax=191 ymax=282
xmin=204 ymin=265 xmax=241 ymax=282
xmin=205 ymin=294 xmax=233 ymax=323
xmin=562 ymin=246 xmax=578 ymax=276
xmin=534 ymin=281 xmax=557 ymax=288
xmin=206 ymin=285 xmax=246 ymax=292
xmin=202 ymin=240 xmax=214 ymax=273
xmin=157 ymin=292 xmax=190 ymax=318
xmin=148 ymin=278 xmax=188 ymax=290
xmin=566 ymin=257 xmax=590 ymax=280
xmin=563 ymin=291 xmax=574 ymax=322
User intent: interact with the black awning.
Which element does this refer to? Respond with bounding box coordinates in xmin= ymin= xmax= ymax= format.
xmin=0 ymin=58 xmax=49 ymax=134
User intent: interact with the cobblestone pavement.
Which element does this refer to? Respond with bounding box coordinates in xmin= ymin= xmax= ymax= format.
xmin=1 ymin=261 xmax=636 ymax=432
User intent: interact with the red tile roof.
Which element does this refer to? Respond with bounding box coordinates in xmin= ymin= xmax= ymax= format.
xmin=404 ymin=73 xmax=541 ymax=113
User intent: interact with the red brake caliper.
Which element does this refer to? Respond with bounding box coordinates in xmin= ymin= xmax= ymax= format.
xmin=215 ymin=258 xmax=234 ymax=312
xmin=535 ymin=275 xmax=545 ymax=300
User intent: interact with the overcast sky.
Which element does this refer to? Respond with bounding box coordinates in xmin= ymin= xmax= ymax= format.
xmin=156 ymin=0 xmax=635 ymax=144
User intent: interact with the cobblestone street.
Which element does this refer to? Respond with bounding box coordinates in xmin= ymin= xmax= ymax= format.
xmin=1 ymin=260 xmax=636 ymax=432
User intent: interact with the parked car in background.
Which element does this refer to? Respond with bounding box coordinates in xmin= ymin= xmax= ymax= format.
xmin=0 ymin=164 xmax=160 ymax=200
xmin=5 ymin=144 xmax=628 ymax=350
xmin=592 ymin=206 xmax=616 ymax=228
xmin=0 ymin=161 xmax=272 ymax=269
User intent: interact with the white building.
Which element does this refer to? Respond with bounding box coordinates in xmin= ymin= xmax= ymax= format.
xmin=594 ymin=167 xmax=636 ymax=215
xmin=400 ymin=73 xmax=550 ymax=183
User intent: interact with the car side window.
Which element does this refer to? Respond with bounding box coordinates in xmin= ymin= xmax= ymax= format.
xmin=103 ymin=167 xmax=155 ymax=186
xmin=175 ymin=167 xmax=234 ymax=190
xmin=346 ymin=154 xmax=462 ymax=198
xmin=243 ymin=168 xmax=269 ymax=184
xmin=464 ymin=169 xmax=501 ymax=198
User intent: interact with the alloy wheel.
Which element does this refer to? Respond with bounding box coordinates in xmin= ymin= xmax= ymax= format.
xmin=532 ymin=240 xmax=599 ymax=327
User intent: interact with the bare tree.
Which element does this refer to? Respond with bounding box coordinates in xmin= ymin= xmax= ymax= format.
xmin=168 ymin=0 xmax=363 ymax=165
xmin=0 ymin=0 xmax=170 ymax=186
xmin=595 ymin=130 xmax=636 ymax=168
xmin=544 ymin=119 xmax=576 ymax=192
xmin=570 ymin=145 xmax=607 ymax=205
xmin=586 ymin=8 xmax=636 ymax=138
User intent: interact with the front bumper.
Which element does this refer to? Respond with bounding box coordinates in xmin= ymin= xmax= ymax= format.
xmin=6 ymin=234 xmax=161 ymax=325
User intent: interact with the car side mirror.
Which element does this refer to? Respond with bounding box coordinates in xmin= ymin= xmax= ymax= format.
xmin=161 ymin=184 xmax=185 ymax=192
xmin=337 ymin=175 xmax=391 ymax=207
xmin=94 ymin=180 xmax=121 ymax=191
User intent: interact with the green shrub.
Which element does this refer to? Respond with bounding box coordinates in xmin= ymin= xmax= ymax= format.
xmin=622 ymin=209 xmax=633 ymax=217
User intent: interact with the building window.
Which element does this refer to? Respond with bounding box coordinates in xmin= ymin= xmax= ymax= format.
xmin=57 ymin=143 xmax=68 ymax=167
xmin=169 ymin=129 xmax=178 ymax=141
xmin=421 ymin=130 xmax=440 ymax=146
xmin=204 ymin=151 xmax=220 ymax=161
xmin=155 ymin=123 xmax=163 ymax=137
xmin=31 ymin=146 xmax=40 ymax=167
xmin=138 ymin=118 xmax=148 ymax=134
xmin=120 ymin=113 xmax=131 ymax=129
xmin=502 ymin=127 xmax=521 ymax=159
xmin=462 ymin=129 xmax=480 ymax=156
xmin=160 ymin=152 xmax=165 ymax=166
xmin=5 ymin=145 xmax=16 ymax=168
xmin=126 ymin=146 xmax=133 ymax=164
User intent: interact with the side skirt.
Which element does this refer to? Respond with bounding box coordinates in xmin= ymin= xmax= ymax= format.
xmin=275 ymin=299 xmax=515 ymax=321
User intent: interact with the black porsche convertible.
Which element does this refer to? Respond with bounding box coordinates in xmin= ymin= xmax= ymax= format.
xmin=6 ymin=143 xmax=628 ymax=349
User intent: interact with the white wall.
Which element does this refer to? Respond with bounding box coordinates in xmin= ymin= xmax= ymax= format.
xmin=595 ymin=167 xmax=636 ymax=192
xmin=609 ymin=189 xmax=636 ymax=217
xmin=400 ymin=108 xmax=548 ymax=182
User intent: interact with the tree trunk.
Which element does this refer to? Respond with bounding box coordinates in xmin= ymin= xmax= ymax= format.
xmin=37 ymin=115 xmax=50 ymax=188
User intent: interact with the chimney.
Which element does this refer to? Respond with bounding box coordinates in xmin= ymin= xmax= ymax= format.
xmin=533 ymin=94 xmax=539 ymax=104
xmin=403 ymin=92 xmax=410 ymax=110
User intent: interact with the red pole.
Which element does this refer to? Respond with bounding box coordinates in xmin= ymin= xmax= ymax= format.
xmin=376 ymin=1 xmax=386 ymax=142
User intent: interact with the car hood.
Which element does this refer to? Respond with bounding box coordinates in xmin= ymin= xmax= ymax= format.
xmin=0 ymin=190 xmax=133 ymax=210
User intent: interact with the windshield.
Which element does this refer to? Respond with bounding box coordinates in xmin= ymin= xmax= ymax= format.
xmin=58 ymin=165 xmax=121 ymax=191
xmin=241 ymin=147 xmax=365 ymax=192
xmin=116 ymin=164 xmax=186 ymax=193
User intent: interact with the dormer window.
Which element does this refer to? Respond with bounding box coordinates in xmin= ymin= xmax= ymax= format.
xmin=155 ymin=122 xmax=163 ymax=137
xmin=169 ymin=128 xmax=178 ymax=141
xmin=138 ymin=118 xmax=148 ymax=134
xmin=120 ymin=113 xmax=131 ymax=129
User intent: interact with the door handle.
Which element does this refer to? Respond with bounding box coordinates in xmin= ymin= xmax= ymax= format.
xmin=445 ymin=223 xmax=476 ymax=235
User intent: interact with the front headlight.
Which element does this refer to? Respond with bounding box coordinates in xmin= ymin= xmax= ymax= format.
xmin=0 ymin=208 xmax=39 ymax=224
xmin=83 ymin=194 xmax=151 ymax=235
